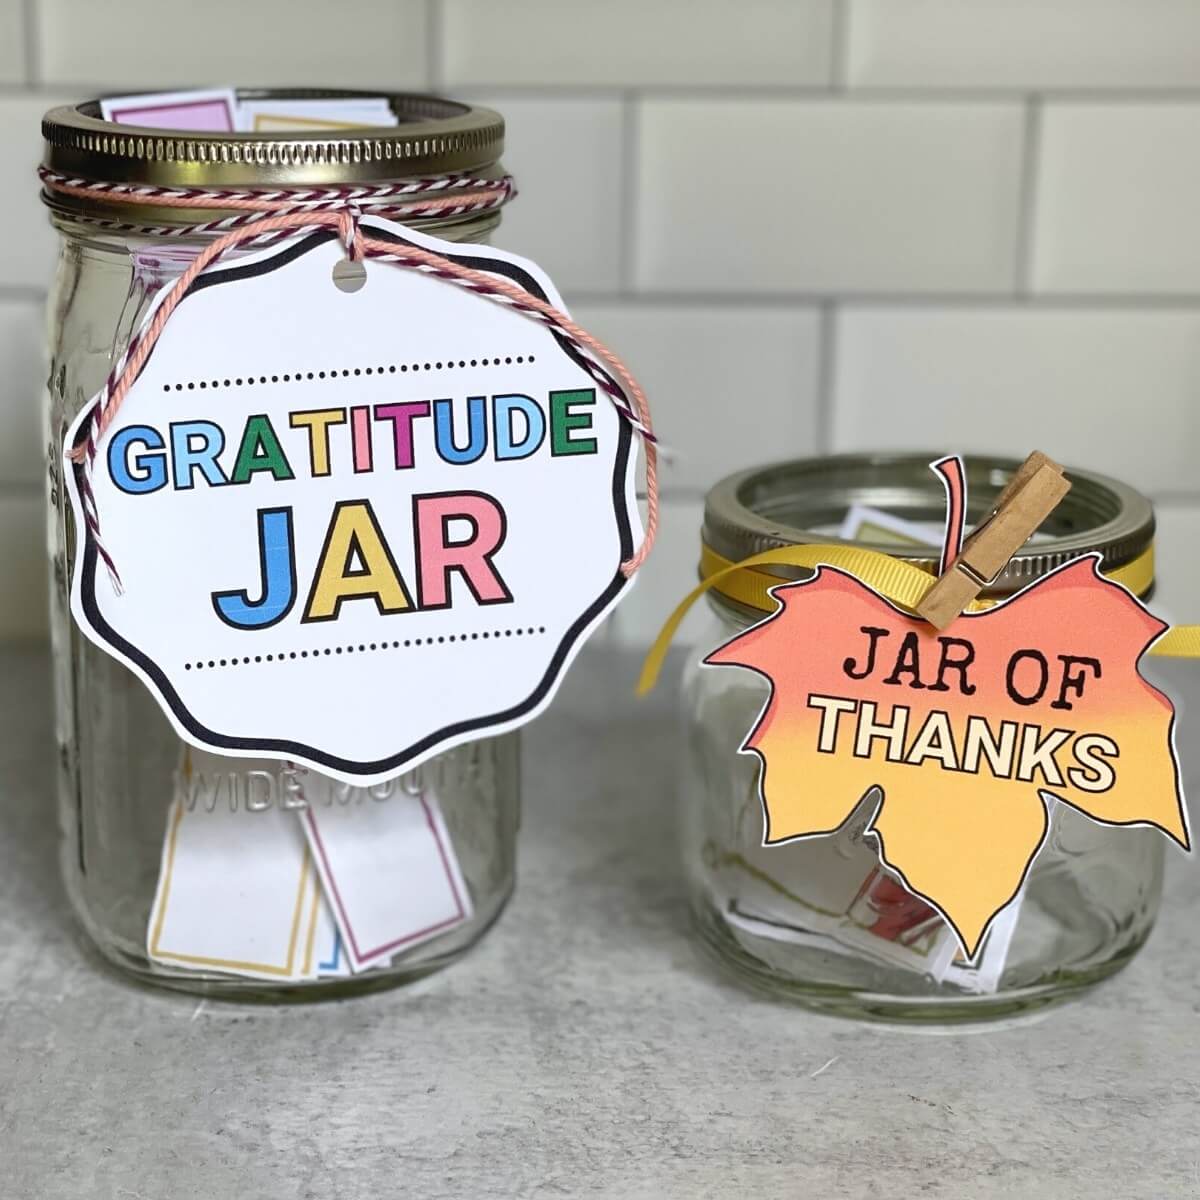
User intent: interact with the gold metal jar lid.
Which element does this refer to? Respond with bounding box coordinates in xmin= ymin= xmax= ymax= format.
xmin=703 ymin=452 xmax=1156 ymax=600
xmin=42 ymin=87 xmax=505 ymax=225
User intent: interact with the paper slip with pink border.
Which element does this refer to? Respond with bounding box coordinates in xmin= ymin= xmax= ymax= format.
xmin=148 ymin=750 xmax=320 ymax=981
xmin=100 ymin=88 xmax=237 ymax=132
xmin=300 ymin=784 xmax=471 ymax=972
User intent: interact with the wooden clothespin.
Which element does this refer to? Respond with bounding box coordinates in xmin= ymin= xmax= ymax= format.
xmin=916 ymin=451 xmax=1071 ymax=631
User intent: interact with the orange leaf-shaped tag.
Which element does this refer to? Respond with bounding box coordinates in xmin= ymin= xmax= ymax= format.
xmin=706 ymin=555 xmax=1189 ymax=958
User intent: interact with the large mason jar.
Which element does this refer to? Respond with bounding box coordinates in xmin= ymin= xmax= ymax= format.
xmin=41 ymin=91 xmax=520 ymax=998
xmin=683 ymin=454 xmax=1166 ymax=1022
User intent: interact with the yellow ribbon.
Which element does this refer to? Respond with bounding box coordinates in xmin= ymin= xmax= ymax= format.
xmin=637 ymin=541 xmax=1200 ymax=695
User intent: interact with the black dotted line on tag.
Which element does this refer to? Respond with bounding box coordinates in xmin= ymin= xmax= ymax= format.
xmin=183 ymin=625 xmax=548 ymax=671
xmin=162 ymin=355 xmax=536 ymax=393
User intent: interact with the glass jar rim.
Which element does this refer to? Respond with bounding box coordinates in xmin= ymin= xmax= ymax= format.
xmin=703 ymin=452 xmax=1155 ymax=600
xmin=41 ymin=88 xmax=505 ymax=223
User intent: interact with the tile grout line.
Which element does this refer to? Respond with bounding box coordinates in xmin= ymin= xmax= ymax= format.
xmin=0 ymin=286 xmax=48 ymax=302
xmin=558 ymin=289 xmax=1200 ymax=310
xmin=1150 ymin=491 xmax=1200 ymax=505
xmin=829 ymin=0 xmax=851 ymax=90
xmin=7 ymin=284 xmax=1196 ymax=311
xmin=286 ymin=81 xmax=1200 ymax=103
xmin=654 ymin=487 xmax=708 ymax=504
xmin=425 ymin=0 xmax=444 ymax=91
xmin=0 ymin=482 xmax=43 ymax=499
xmin=0 ymin=476 xmax=718 ymax=502
xmin=20 ymin=0 xmax=39 ymax=86
xmin=619 ymin=90 xmax=640 ymax=296
xmin=815 ymin=302 xmax=839 ymax=454
xmin=7 ymin=79 xmax=1200 ymax=103
xmin=1013 ymin=95 xmax=1043 ymax=295
xmin=0 ymin=475 xmax=1183 ymax=505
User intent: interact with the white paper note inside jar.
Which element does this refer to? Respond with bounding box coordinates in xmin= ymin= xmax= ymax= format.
xmin=722 ymin=793 xmax=960 ymax=978
xmin=299 ymin=777 xmax=472 ymax=973
xmin=148 ymin=751 xmax=321 ymax=981
xmin=719 ymin=773 xmax=1023 ymax=989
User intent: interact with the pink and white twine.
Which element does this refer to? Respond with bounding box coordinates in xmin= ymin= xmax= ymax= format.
xmin=40 ymin=168 xmax=658 ymax=587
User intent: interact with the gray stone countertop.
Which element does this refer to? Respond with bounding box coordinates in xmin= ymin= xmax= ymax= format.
xmin=3 ymin=642 xmax=1200 ymax=1200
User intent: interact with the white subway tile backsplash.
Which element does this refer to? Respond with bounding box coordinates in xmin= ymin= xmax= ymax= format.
xmin=608 ymin=498 xmax=704 ymax=649
xmin=0 ymin=300 xmax=46 ymax=486
xmin=0 ymin=0 xmax=1194 ymax=655
xmin=462 ymin=96 xmax=624 ymax=294
xmin=1154 ymin=504 xmax=1200 ymax=624
xmin=634 ymin=100 xmax=1024 ymax=295
xmin=1033 ymin=104 xmax=1200 ymax=295
xmin=36 ymin=0 xmax=427 ymax=89
xmin=847 ymin=0 xmax=1200 ymax=90
xmin=570 ymin=303 xmax=821 ymax=494
xmin=442 ymin=0 xmax=834 ymax=88
xmin=0 ymin=0 xmax=25 ymax=84
xmin=832 ymin=308 xmax=1200 ymax=496
xmin=0 ymin=94 xmax=70 ymax=291
xmin=0 ymin=493 xmax=47 ymax=638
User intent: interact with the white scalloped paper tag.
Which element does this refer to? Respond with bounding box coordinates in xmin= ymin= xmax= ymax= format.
xmin=65 ymin=220 xmax=641 ymax=784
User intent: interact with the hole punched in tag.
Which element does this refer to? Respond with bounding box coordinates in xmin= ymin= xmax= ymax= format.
xmin=916 ymin=451 xmax=1072 ymax=632
xmin=332 ymin=258 xmax=368 ymax=294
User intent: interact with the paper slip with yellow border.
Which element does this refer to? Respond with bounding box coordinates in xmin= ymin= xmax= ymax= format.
xmin=299 ymin=778 xmax=471 ymax=973
xmin=237 ymin=98 xmax=398 ymax=133
xmin=839 ymin=504 xmax=946 ymax=548
xmin=839 ymin=504 xmax=1053 ymax=548
xmin=148 ymin=751 xmax=321 ymax=981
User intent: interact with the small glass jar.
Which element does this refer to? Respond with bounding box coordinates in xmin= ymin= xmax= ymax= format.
xmin=41 ymin=90 xmax=520 ymax=997
xmin=683 ymin=453 xmax=1165 ymax=1022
